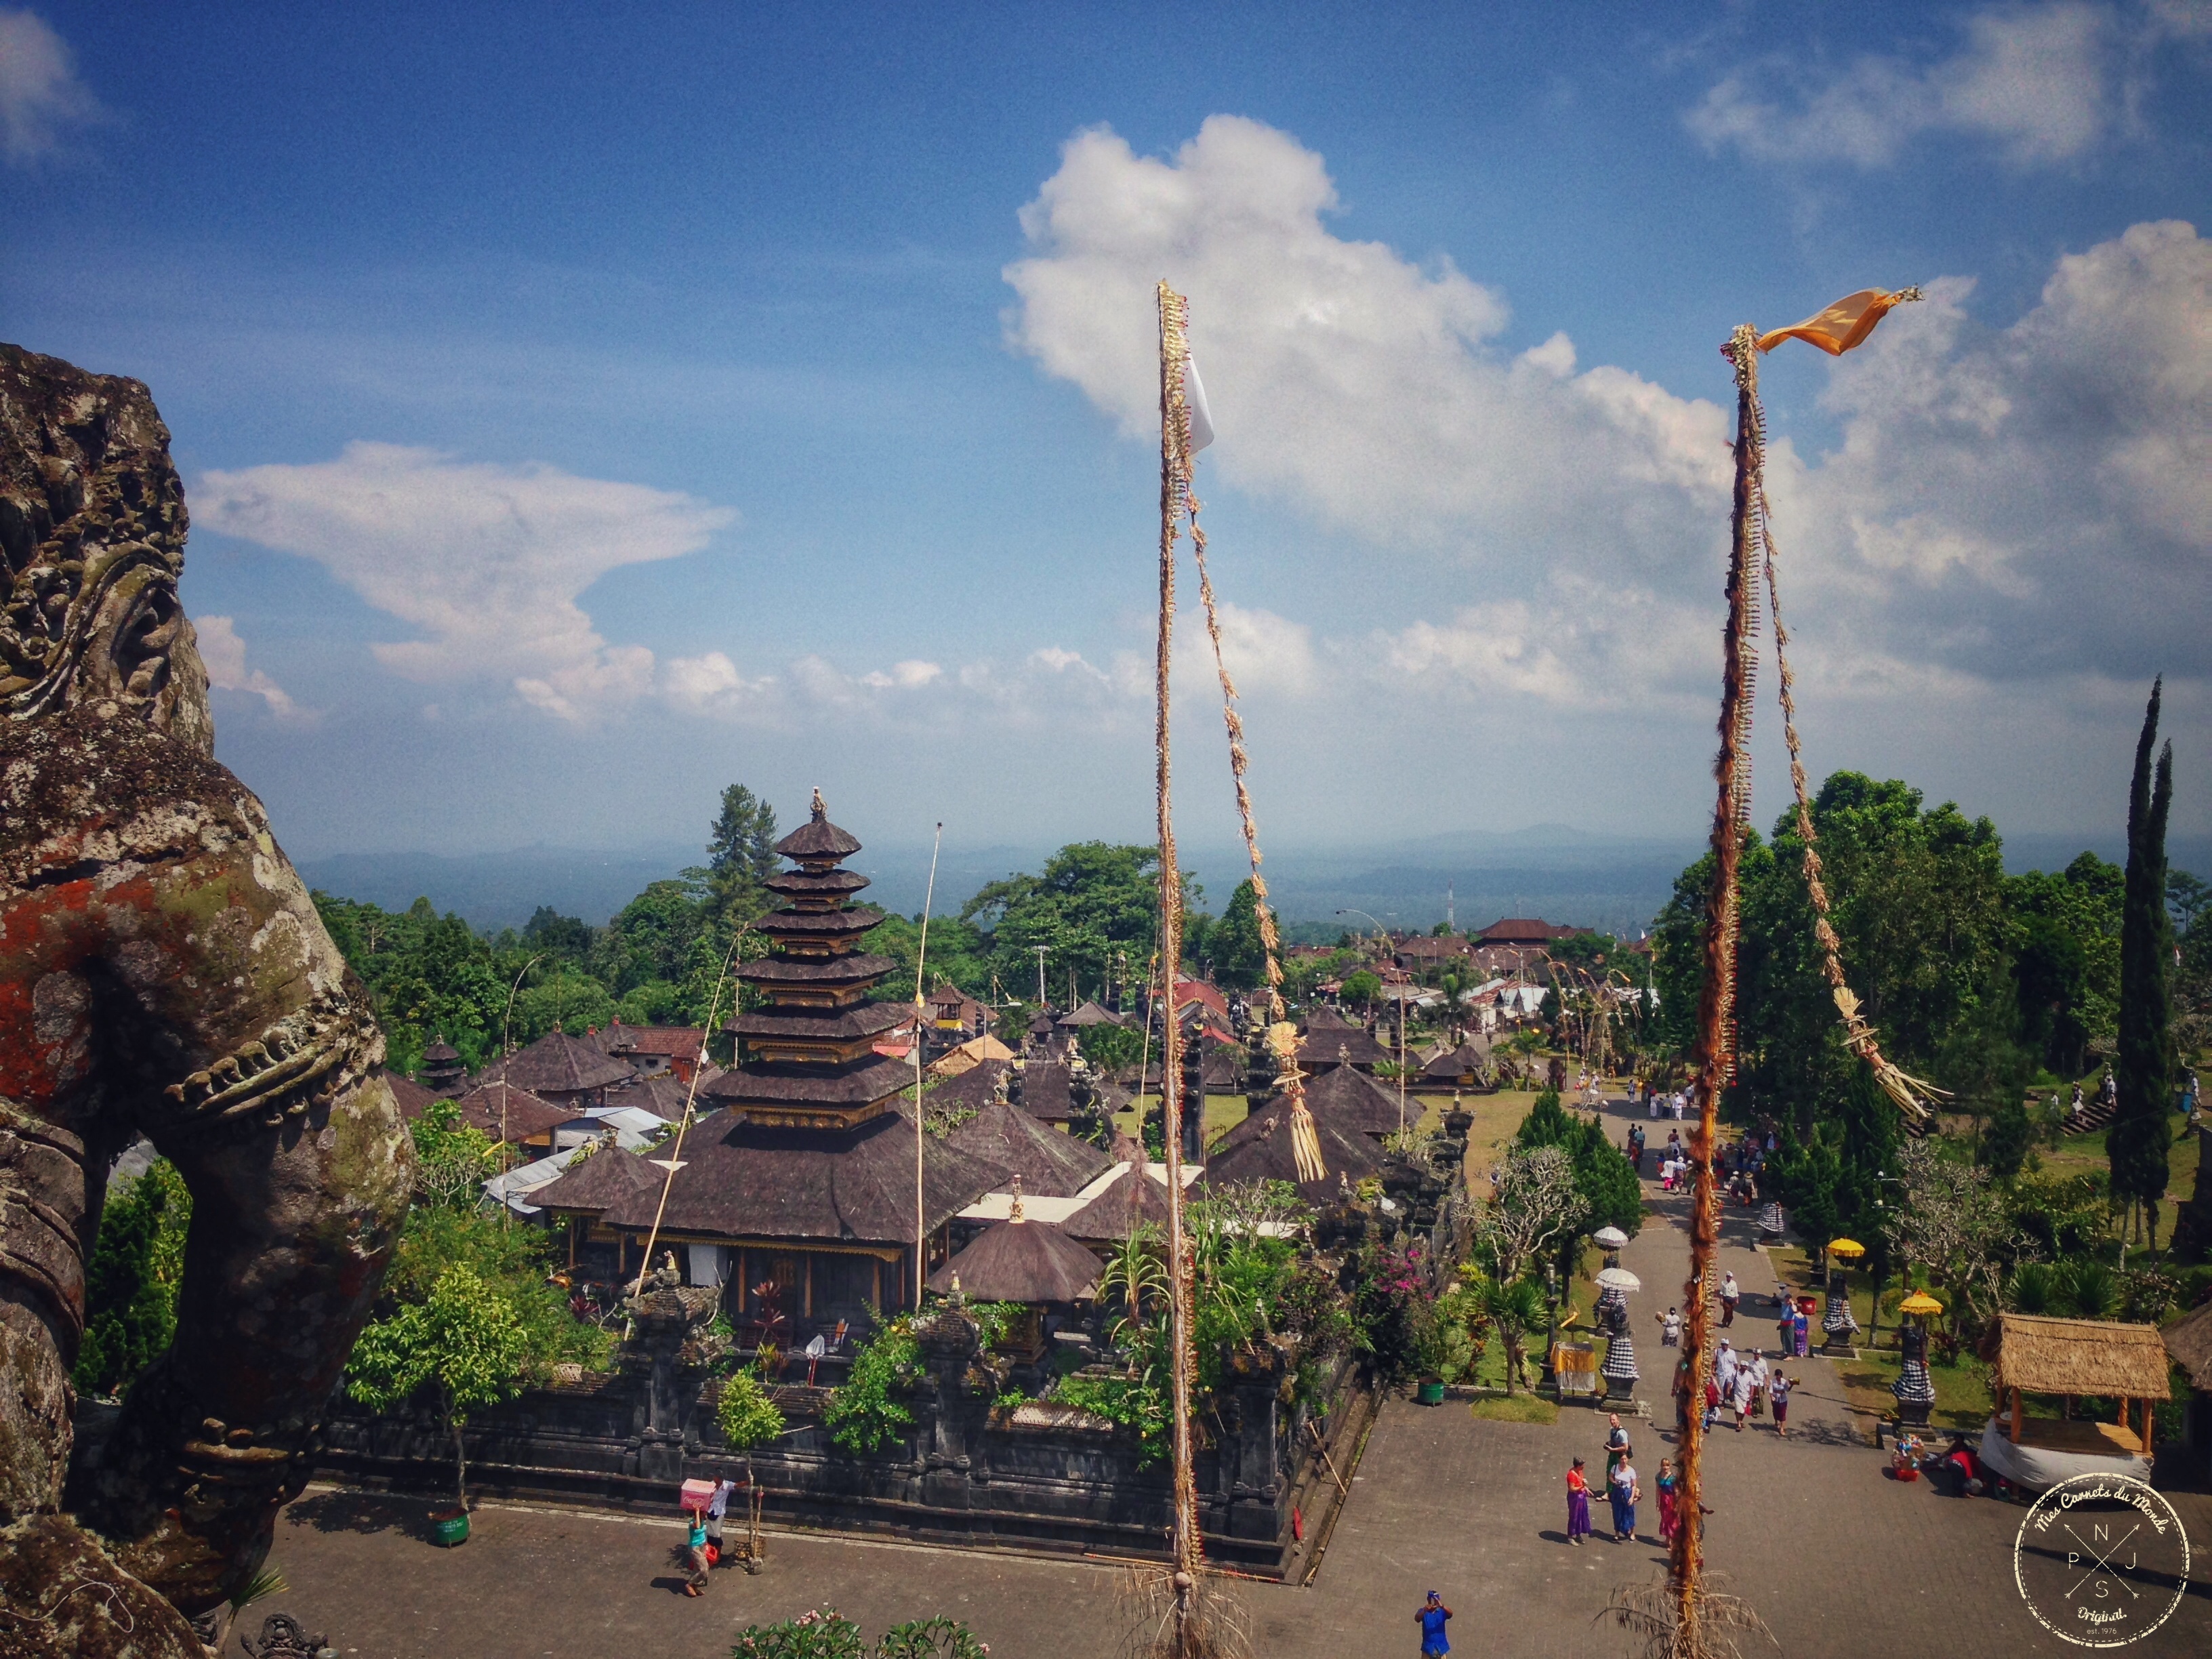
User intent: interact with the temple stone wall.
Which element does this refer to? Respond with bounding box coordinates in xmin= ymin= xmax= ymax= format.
xmin=312 ymin=1350 xmax=1373 ymax=1578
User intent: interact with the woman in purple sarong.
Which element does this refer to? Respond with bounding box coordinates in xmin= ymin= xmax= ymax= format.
xmin=1565 ymin=1457 xmax=1593 ymax=1545
xmin=1792 ymin=1302 xmax=1810 ymax=1357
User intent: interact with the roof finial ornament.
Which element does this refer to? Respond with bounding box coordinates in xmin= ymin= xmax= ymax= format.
xmin=810 ymin=787 xmax=827 ymax=822
xmin=1009 ymin=1173 xmax=1026 ymax=1224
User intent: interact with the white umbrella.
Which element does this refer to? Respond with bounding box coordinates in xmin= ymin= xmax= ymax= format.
xmin=1592 ymin=1226 xmax=1631 ymax=1249
xmin=1594 ymin=1267 xmax=1641 ymax=1293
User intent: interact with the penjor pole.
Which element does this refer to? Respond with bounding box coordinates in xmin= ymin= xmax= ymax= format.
xmin=1154 ymin=279 xmax=1201 ymax=1643
xmin=1670 ymin=323 xmax=1763 ymax=1641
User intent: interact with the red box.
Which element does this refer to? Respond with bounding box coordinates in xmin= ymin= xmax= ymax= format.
xmin=680 ymin=1478 xmax=716 ymax=1512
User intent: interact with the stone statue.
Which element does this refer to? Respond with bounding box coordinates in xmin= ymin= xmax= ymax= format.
xmin=0 ymin=344 xmax=413 ymax=1656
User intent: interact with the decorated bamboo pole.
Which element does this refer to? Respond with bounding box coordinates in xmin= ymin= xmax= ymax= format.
xmin=1154 ymin=280 xmax=1202 ymax=1639
xmin=1669 ymin=323 xmax=1763 ymax=1640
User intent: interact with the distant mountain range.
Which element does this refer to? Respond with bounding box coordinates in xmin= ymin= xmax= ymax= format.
xmin=298 ymin=828 xmax=2211 ymax=939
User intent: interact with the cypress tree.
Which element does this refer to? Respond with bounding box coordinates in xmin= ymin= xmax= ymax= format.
xmin=2109 ymin=680 xmax=2176 ymax=1244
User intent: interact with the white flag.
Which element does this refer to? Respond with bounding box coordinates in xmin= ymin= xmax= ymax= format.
xmin=1183 ymin=352 xmax=1215 ymax=453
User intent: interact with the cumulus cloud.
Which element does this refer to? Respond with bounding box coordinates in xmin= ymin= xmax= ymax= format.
xmin=1785 ymin=218 xmax=2211 ymax=682
xmin=1006 ymin=117 xmax=2209 ymax=728
xmin=0 ymin=8 xmax=98 ymax=165
xmin=1685 ymin=1 xmax=2195 ymax=167
xmin=192 ymin=614 xmax=306 ymax=720
xmin=197 ymin=443 xmax=733 ymax=721
xmin=1004 ymin=116 xmax=1731 ymax=565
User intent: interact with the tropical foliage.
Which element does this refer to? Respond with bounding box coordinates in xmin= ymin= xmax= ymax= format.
xmin=75 ymin=1156 xmax=191 ymax=1397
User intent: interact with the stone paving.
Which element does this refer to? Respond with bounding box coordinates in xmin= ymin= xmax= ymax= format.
xmin=258 ymin=1094 xmax=2212 ymax=1658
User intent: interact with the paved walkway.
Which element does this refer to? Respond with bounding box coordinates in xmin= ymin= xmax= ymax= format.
xmin=258 ymin=1094 xmax=2212 ymax=1658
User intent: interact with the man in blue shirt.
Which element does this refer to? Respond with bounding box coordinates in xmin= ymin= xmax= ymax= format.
xmin=1416 ymin=1590 xmax=1452 ymax=1656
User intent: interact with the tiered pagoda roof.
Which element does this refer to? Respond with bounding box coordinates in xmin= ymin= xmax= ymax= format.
xmin=708 ymin=792 xmax=909 ymax=1130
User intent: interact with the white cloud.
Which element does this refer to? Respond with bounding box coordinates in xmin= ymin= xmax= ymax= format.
xmin=192 ymin=614 xmax=306 ymax=720
xmin=1004 ymin=117 xmax=1731 ymax=562
xmin=1787 ymin=219 xmax=2212 ymax=684
xmin=1006 ymin=117 xmax=2211 ymax=728
xmin=196 ymin=443 xmax=733 ymax=722
xmin=1685 ymin=2 xmax=2178 ymax=167
xmin=0 ymin=8 xmax=98 ymax=165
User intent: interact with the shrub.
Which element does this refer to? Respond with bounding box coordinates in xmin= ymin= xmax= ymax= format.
xmin=823 ymin=1318 xmax=922 ymax=1454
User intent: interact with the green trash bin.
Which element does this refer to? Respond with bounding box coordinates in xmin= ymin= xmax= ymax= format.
xmin=1416 ymin=1380 xmax=1446 ymax=1406
xmin=430 ymin=1508 xmax=470 ymax=1547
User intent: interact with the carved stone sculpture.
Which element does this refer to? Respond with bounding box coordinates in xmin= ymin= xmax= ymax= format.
xmin=0 ymin=344 xmax=413 ymax=1657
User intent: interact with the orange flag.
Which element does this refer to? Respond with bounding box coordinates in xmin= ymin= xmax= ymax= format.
xmin=1756 ymin=286 xmax=1922 ymax=356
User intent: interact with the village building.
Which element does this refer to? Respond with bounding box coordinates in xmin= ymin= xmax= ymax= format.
xmin=927 ymin=983 xmax=988 ymax=1036
xmin=593 ymin=796 xmax=1007 ymax=1340
xmin=1294 ymin=1004 xmax=1387 ymax=1074
xmin=451 ymin=1080 xmax=571 ymax=1150
xmin=592 ymin=1020 xmax=707 ymax=1083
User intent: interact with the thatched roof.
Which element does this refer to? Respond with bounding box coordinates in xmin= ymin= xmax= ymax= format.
xmin=933 ymin=1034 xmax=1015 ymax=1076
xmin=452 ymin=1082 xmax=571 ymax=1144
xmin=1019 ymin=1061 xmax=1078 ymax=1123
xmin=386 ymin=1071 xmax=441 ymax=1122
xmin=1061 ymin=1163 xmax=1176 ymax=1243
xmin=941 ymin=1095 xmax=1113 ymax=1199
xmin=1057 ymin=1000 xmax=1127 ymax=1028
xmin=1300 ymin=1064 xmax=1410 ymax=1139
xmin=529 ymin=1143 xmax=662 ymax=1216
xmin=1992 ymin=1313 xmax=2171 ymax=1399
xmin=2161 ymin=1299 xmax=2212 ymax=1389
xmin=1202 ymin=1090 xmax=1386 ymax=1204
xmin=487 ymin=1029 xmax=632 ymax=1097
xmin=926 ymin=1216 xmax=1101 ymax=1303
xmin=596 ymin=1104 xmax=1006 ymax=1246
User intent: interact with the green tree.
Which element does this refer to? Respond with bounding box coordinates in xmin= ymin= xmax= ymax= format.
xmin=2110 ymin=680 xmax=2176 ymax=1242
xmin=705 ymin=783 xmax=782 ymax=928
xmin=75 ymin=1158 xmax=192 ymax=1397
xmin=2007 ymin=853 xmax=2124 ymax=1076
xmin=1210 ymin=879 xmax=1269 ymax=991
xmin=347 ymin=1263 xmax=529 ymax=1505
xmin=716 ymin=1365 xmax=787 ymax=1563
xmin=1339 ymin=970 xmax=1382 ymax=1013
xmin=1513 ymin=1086 xmax=1641 ymax=1237
xmin=961 ymin=842 xmax=1195 ymax=996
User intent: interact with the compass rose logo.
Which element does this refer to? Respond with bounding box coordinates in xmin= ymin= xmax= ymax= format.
xmin=2013 ymin=1473 xmax=2192 ymax=1647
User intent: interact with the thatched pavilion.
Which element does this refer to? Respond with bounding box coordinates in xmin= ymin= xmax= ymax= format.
xmin=1986 ymin=1312 xmax=2171 ymax=1469
xmin=926 ymin=1191 xmax=1102 ymax=1359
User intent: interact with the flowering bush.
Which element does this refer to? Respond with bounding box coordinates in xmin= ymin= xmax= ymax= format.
xmin=730 ymin=1610 xmax=988 ymax=1658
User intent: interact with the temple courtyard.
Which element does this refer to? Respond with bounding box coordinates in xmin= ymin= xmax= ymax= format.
xmin=265 ymin=1098 xmax=2212 ymax=1659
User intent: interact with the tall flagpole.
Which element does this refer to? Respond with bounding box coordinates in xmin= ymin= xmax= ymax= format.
xmin=914 ymin=821 xmax=943 ymax=1308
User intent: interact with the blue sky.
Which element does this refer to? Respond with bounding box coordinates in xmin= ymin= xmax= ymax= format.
xmin=4 ymin=2 xmax=2207 ymax=863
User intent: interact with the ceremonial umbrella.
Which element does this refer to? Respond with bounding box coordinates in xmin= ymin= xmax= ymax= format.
xmin=1595 ymin=1267 xmax=1642 ymax=1293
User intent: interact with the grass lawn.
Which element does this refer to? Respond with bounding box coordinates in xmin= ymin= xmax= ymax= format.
xmin=1458 ymin=1087 xmax=1540 ymax=1193
xmin=1113 ymin=1092 xmax=1255 ymax=1146
xmin=1835 ymin=1350 xmax=1994 ymax=1434
xmin=1469 ymin=1393 xmax=1558 ymax=1425
xmin=2029 ymin=1118 xmax=2199 ymax=1250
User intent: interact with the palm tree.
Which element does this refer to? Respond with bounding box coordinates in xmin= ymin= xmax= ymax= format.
xmin=1480 ymin=1275 xmax=1547 ymax=1397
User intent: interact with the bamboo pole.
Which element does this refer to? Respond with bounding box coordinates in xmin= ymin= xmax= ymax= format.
xmin=1155 ymin=279 xmax=1201 ymax=1643
xmin=1669 ymin=323 xmax=1764 ymax=1643
xmin=915 ymin=821 xmax=943 ymax=1308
